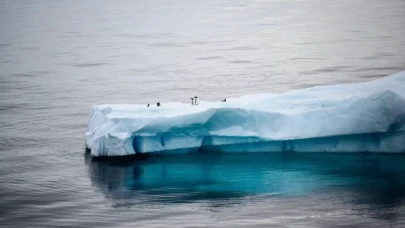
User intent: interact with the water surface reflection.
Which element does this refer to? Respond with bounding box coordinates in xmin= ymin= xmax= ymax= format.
xmin=86 ymin=153 xmax=405 ymax=209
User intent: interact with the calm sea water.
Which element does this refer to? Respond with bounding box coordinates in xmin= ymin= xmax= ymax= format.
xmin=1 ymin=0 xmax=405 ymax=227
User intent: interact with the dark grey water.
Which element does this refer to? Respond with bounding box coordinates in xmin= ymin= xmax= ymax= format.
xmin=1 ymin=0 xmax=405 ymax=227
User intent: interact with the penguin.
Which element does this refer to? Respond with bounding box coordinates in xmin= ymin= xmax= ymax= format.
xmin=157 ymin=102 xmax=160 ymax=107
xmin=194 ymin=96 xmax=198 ymax=105
xmin=222 ymin=98 xmax=226 ymax=102
xmin=147 ymin=103 xmax=150 ymax=107
xmin=191 ymin=98 xmax=194 ymax=106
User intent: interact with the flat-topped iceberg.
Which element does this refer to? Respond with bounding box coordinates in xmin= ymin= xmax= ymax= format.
xmin=86 ymin=71 xmax=405 ymax=157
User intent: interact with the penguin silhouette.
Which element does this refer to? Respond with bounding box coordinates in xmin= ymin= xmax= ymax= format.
xmin=147 ymin=104 xmax=150 ymax=107
xmin=191 ymin=98 xmax=194 ymax=106
xmin=222 ymin=98 xmax=226 ymax=102
xmin=194 ymin=96 xmax=198 ymax=105
xmin=157 ymin=102 xmax=160 ymax=107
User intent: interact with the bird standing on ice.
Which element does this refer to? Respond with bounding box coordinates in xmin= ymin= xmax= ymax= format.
xmin=194 ymin=96 xmax=199 ymax=105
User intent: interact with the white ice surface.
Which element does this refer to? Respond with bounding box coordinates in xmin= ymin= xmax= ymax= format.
xmin=86 ymin=71 xmax=405 ymax=156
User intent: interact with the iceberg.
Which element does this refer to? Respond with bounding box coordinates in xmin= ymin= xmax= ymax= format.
xmin=85 ymin=71 xmax=405 ymax=157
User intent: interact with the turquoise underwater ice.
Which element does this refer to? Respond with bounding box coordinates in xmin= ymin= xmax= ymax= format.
xmin=87 ymin=153 xmax=405 ymax=205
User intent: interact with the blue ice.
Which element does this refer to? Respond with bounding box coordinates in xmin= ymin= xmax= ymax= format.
xmin=86 ymin=71 xmax=405 ymax=157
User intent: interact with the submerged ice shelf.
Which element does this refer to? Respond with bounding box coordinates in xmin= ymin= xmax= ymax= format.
xmin=86 ymin=71 xmax=405 ymax=157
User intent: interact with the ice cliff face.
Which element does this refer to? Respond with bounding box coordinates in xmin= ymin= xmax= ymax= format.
xmin=86 ymin=71 xmax=405 ymax=157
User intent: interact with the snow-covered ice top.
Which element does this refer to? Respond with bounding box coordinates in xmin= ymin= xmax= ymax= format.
xmin=86 ymin=71 xmax=405 ymax=156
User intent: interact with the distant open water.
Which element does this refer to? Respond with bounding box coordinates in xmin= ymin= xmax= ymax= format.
xmin=1 ymin=0 xmax=405 ymax=227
